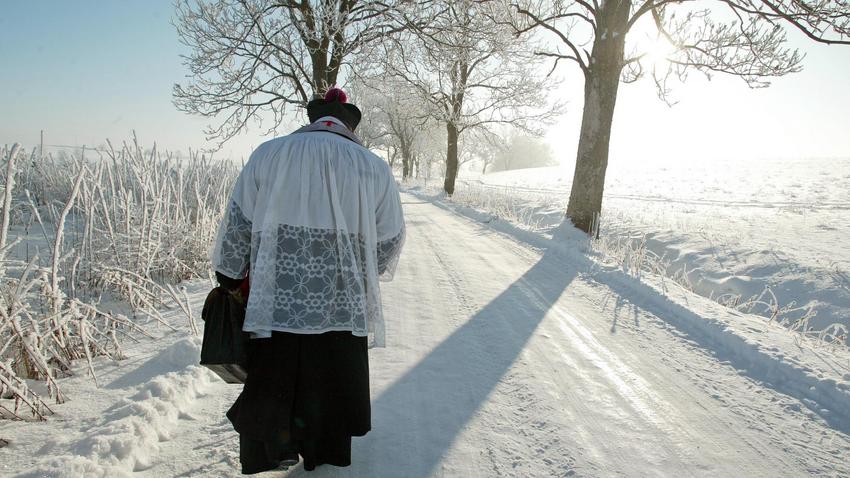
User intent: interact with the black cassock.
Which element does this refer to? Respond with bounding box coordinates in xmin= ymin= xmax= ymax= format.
xmin=226 ymin=330 xmax=371 ymax=474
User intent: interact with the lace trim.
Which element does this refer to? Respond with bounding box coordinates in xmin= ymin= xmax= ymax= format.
xmin=216 ymin=201 xmax=252 ymax=278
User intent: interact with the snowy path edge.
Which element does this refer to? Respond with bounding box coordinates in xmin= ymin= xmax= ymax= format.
xmin=15 ymin=337 xmax=216 ymax=478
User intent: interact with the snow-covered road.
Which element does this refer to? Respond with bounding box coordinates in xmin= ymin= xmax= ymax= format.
xmin=344 ymin=193 xmax=848 ymax=477
xmin=6 ymin=193 xmax=849 ymax=477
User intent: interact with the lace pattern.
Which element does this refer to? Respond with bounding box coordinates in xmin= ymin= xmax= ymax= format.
xmin=250 ymin=223 xmax=369 ymax=330
xmin=214 ymin=200 xmax=402 ymax=343
xmin=215 ymin=201 xmax=252 ymax=279
xmin=378 ymin=231 xmax=405 ymax=280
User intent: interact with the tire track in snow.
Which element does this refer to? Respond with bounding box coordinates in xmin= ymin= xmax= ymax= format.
xmin=420 ymin=228 xmax=479 ymax=321
xmin=404 ymin=201 xmax=688 ymax=472
xmin=514 ymin=241 xmax=839 ymax=475
xmin=403 ymin=198 xmax=718 ymax=474
xmin=536 ymin=246 xmax=845 ymax=472
xmin=413 ymin=211 xmax=539 ymax=476
xmin=587 ymin=291 xmax=849 ymax=475
xmin=493 ymin=265 xmax=699 ymax=475
xmin=410 ymin=205 xmax=620 ymax=475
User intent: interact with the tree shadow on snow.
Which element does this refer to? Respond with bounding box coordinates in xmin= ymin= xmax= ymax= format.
xmin=357 ymin=242 xmax=579 ymax=477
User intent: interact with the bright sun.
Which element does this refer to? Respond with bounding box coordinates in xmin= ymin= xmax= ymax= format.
xmin=642 ymin=36 xmax=677 ymax=67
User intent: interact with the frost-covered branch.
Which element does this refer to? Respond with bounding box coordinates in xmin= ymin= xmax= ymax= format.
xmin=173 ymin=0 xmax=427 ymax=147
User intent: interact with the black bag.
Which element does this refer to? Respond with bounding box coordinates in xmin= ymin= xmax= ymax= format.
xmin=200 ymin=287 xmax=249 ymax=384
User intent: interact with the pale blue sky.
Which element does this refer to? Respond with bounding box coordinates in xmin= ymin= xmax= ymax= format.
xmin=1 ymin=1 xmax=849 ymax=164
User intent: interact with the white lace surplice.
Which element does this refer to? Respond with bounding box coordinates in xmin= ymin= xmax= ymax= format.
xmin=211 ymin=123 xmax=405 ymax=346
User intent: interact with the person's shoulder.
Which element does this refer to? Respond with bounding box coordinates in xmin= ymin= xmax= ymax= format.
xmin=253 ymin=131 xmax=391 ymax=176
xmin=257 ymin=133 xmax=301 ymax=152
xmin=356 ymin=147 xmax=394 ymax=181
xmin=314 ymin=134 xmax=391 ymax=174
xmin=246 ymin=135 xmax=287 ymax=162
xmin=247 ymin=132 xmax=319 ymax=167
xmin=278 ymin=129 xmax=358 ymax=153
xmin=356 ymin=146 xmax=389 ymax=168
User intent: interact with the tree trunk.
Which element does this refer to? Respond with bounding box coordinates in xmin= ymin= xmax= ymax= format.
xmin=402 ymin=154 xmax=411 ymax=180
xmin=400 ymin=136 xmax=412 ymax=180
xmin=309 ymin=49 xmax=338 ymax=96
xmin=444 ymin=122 xmax=459 ymax=195
xmin=565 ymin=0 xmax=630 ymax=234
xmin=388 ymin=146 xmax=398 ymax=168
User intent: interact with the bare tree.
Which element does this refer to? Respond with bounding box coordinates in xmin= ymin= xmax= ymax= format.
xmin=173 ymin=0 xmax=419 ymax=146
xmin=389 ymin=106 xmax=424 ymax=180
xmin=476 ymin=134 xmax=503 ymax=174
xmin=381 ymin=0 xmax=561 ymax=195
xmin=361 ymin=78 xmax=434 ymax=179
xmin=346 ymin=80 xmax=391 ymax=150
xmin=451 ymin=126 xmax=502 ymax=173
xmin=489 ymin=131 xmax=556 ymax=172
xmin=513 ymin=0 xmax=850 ymax=233
xmin=350 ymin=76 xmax=440 ymax=178
xmin=414 ymin=126 xmax=449 ymax=179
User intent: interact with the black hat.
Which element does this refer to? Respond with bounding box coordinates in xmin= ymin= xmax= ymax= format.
xmin=306 ymin=88 xmax=362 ymax=131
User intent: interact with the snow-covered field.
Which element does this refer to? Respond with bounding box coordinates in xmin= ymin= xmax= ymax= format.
xmin=447 ymin=157 xmax=850 ymax=339
xmin=2 ymin=188 xmax=850 ymax=477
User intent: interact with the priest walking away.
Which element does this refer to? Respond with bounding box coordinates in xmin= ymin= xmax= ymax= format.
xmin=211 ymin=88 xmax=406 ymax=474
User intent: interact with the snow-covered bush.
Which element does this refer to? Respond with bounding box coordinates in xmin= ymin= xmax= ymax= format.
xmin=1 ymin=138 xmax=238 ymax=419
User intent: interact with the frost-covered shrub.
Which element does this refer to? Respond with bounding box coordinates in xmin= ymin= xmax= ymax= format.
xmin=1 ymin=138 xmax=238 ymax=418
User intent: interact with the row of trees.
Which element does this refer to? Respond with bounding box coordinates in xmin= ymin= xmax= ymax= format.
xmin=174 ymin=1 xmax=559 ymax=190
xmin=353 ymin=81 xmax=556 ymax=180
xmin=174 ymin=0 xmax=850 ymax=234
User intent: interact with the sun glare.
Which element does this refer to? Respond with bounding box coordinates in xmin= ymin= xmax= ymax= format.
xmin=642 ymin=36 xmax=677 ymax=67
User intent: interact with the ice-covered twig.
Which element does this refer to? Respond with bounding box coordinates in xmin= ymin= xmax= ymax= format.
xmin=0 ymin=144 xmax=21 ymax=256
xmin=165 ymin=283 xmax=198 ymax=335
xmin=0 ymin=360 xmax=53 ymax=420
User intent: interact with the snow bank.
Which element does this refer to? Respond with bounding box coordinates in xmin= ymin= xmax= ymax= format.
xmin=17 ymin=337 xmax=215 ymax=477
